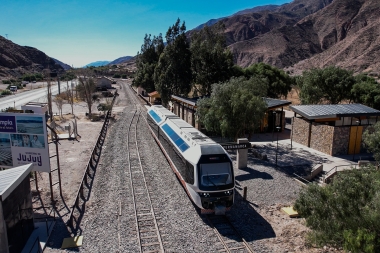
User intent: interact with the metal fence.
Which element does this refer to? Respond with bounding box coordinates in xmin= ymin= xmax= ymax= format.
xmin=68 ymin=92 xmax=117 ymax=229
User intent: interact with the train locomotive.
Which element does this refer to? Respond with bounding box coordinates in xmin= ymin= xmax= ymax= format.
xmin=147 ymin=105 xmax=234 ymax=215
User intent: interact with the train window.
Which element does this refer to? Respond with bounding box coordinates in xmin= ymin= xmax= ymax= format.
xmin=199 ymin=163 xmax=232 ymax=187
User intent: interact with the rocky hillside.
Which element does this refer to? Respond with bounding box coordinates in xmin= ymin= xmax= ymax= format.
xmin=0 ymin=36 xmax=64 ymax=78
xmin=212 ymin=0 xmax=379 ymax=75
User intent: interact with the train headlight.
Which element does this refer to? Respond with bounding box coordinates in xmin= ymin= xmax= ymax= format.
xmin=199 ymin=192 xmax=210 ymax=198
xmin=224 ymin=190 xmax=233 ymax=196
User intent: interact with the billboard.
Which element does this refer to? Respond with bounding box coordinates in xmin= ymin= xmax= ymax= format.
xmin=0 ymin=113 xmax=50 ymax=172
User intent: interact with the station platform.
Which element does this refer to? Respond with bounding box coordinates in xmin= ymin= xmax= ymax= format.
xmin=248 ymin=129 xmax=372 ymax=173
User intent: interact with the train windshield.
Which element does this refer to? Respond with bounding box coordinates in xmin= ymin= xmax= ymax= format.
xmin=200 ymin=163 xmax=232 ymax=187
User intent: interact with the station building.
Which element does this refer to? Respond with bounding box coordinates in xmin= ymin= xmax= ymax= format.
xmin=170 ymin=95 xmax=291 ymax=133
xmin=289 ymin=104 xmax=380 ymax=156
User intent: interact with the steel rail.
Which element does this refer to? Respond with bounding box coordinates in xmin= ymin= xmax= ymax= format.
xmin=125 ymin=87 xmax=164 ymax=252
xmin=205 ymin=215 xmax=255 ymax=253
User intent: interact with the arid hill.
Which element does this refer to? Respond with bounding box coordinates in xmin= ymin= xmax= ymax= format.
xmin=0 ymin=36 xmax=63 ymax=78
xmin=216 ymin=0 xmax=379 ymax=75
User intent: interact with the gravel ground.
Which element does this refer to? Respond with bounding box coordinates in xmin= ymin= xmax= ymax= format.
xmin=39 ymin=79 xmax=344 ymax=253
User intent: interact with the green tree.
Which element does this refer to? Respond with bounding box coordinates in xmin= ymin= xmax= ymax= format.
xmin=244 ymin=63 xmax=293 ymax=98
xmin=363 ymin=122 xmax=380 ymax=163
xmin=294 ymin=167 xmax=380 ymax=253
xmin=154 ymin=19 xmax=192 ymax=105
xmin=197 ymin=76 xmax=268 ymax=140
xmin=190 ymin=23 xmax=234 ymax=96
xmin=133 ymin=34 xmax=164 ymax=93
xmin=351 ymin=74 xmax=380 ymax=110
xmin=298 ymin=66 xmax=355 ymax=104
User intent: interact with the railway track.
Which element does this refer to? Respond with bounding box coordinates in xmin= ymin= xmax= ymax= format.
xmin=206 ymin=214 xmax=255 ymax=253
xmin=123 ymin=91 xmax=164 ymax=252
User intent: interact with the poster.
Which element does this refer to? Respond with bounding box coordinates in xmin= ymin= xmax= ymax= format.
xmin=0 ymin=113 xmax=50 ymax=172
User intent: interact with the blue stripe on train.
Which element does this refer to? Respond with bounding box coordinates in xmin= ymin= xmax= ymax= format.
xmin=149 ymin=110 xmax=162 ymax=123
xmin=162 ymin=124 xmax=189 ymax=152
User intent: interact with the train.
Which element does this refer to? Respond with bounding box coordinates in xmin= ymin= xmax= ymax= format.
xmin=147 ymin=105 xmax=235 ymax=215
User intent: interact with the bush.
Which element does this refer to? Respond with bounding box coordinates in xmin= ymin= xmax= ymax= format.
xmin=294 ymin=167 xmax=380 ymax=252
xmin=121 ymin=74 xmax=127 ymax=79
xmin=1 ymin=90 xmax=12 ymax=95
xmin=2 ymin=80 xmax=11 ymax=84
xmin=113 ymin=74 xmax=121 ymax=78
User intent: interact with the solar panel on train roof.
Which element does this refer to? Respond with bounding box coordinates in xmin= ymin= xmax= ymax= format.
xmin=170 ymin=118 xmax=194 ymax=128
xmin=155 ymin=106 xmax=177 ymax=118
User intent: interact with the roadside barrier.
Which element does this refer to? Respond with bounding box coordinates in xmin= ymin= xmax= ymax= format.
xmin=68 ymin=92 xmax=118 ymax=230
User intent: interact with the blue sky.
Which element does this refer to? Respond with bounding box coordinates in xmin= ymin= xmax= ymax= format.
xmin=1 ymin=0 xmax=290 ymax=67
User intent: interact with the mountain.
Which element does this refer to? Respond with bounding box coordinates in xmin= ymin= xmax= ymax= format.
xmin=0 ymin=36 xmax=64 ymax=78
xmin=108 ymin=56 xmax=133 ymax=65
xmin=211 ymin=0 xmax=380 ymax=74
xmin=193 ymin=5 xmax=283 ymax=31
xmin=52 ymin=58 xmax=71 ymax=70
xmin=84 ymin=61 xmax=111 ymax=67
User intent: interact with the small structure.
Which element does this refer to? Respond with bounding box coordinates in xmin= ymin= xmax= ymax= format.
xmin=96 ymin=76 xmax=113 ymax=90
xmin=0 ymin=164 xmax=34 ymax=253
xmin=289 ymin=104 xmax=380 ymax=156
xmin=136 ymin=86 xmax=147 ymax=97
xmin=148 ymin=91 xmax=161 ymax=105
xmin=170 ymin=95 xmax=291 ymax=132
xmin=262 ymin=98 xmax=291 ymax=133
xmin=21 ymin=102 xmax=48 ymax=114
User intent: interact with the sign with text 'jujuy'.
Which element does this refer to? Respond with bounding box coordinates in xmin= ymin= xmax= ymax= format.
xmin=0 ymin=113 xmax=50 ymax=172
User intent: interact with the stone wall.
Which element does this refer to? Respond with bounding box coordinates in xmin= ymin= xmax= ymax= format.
xmin=310 ymin=123 xmax=334 ymax=155
xmin=332 ymin=126 xmax=350 ymax=155
xmin=292 ymin=117 xmax=309 ymax=147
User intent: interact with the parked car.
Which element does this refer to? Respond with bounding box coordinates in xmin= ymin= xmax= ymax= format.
xmin=9 ymin=86 xmax=17 ymax=92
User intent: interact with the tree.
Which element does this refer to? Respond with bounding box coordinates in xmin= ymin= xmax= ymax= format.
xmin=97 ymin=101 xmax=112 ymax=116
xmin=363 ymin=122 xmax=380 ymax=163
xmin=77 ymin=75 xmax=97 ymax=117
xmin=65 ymin=84 xmax=75 ymax=116
xmin=197 ymin=76 xmax=268 ymax=140
xmin=154 ymin=19 xmax=192 ymax=104
xmin=298 ymin=66 xmax=355 ymax=104
xmin=133 ymin=33 xmax=164 ymax=93
xmin=294 ymin=167 xmax=380 ymax=253
xmin=190 ymin=23 xmax=234 ymax=96
xmin=244 ymin=63 xmax=293 ymax=99
xmin=351 ymin=74 xmax=380 ymax=110
xmin=54 ymin=94 xmax=65 ymax=118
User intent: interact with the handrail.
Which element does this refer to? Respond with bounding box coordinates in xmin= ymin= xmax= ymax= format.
xmin=68 ymin=92 xmax=117 ymax=228
xmin=293 ymin=173 xmax=311 ymax=185
xmin=322 ymin=164 xmax=358 ymax=183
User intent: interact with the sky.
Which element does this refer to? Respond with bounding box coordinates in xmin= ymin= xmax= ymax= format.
xmin=1 ymin=0 xmax=291 ymax=68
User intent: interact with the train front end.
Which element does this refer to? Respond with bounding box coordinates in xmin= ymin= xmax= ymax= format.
xmin=196 ymin=153 xmax=234 ymax=215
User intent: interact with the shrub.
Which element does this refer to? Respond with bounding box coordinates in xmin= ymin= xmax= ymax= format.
xmin=113 ymin=74 xmax=121 ymax=78
xmin=2 ymin=80 xmax=11 ymax=84
xmin=294 ymin=167 xmax=380 ymax=252
xmin=1 ymin=90 xmax=12 ymax=95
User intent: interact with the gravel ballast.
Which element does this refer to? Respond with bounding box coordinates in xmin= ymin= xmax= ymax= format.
xmin=42 ymin=80 xmax=341 ymax=253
